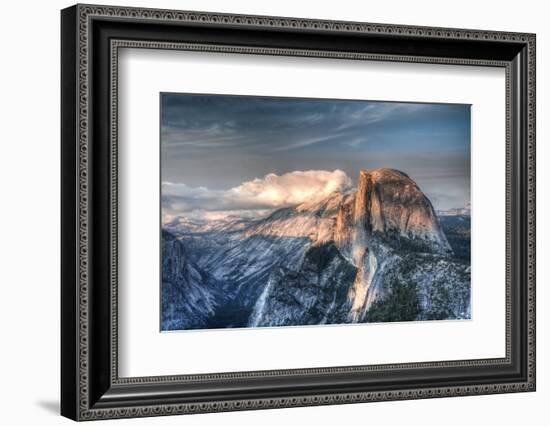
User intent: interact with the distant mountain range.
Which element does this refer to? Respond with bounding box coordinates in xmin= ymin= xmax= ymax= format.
xmin=162 ymin=168 xmax=471 ymax=331
xmin=437 ymin=203 xmax=471 ymax=217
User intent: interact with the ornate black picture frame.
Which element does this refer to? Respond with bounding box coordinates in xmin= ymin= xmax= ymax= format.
xmin=61 ymin=4 xmax=536 ymax=421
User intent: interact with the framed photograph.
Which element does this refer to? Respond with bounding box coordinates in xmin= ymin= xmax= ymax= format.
xmin=61 ymin=4 xmax=536 ymax=421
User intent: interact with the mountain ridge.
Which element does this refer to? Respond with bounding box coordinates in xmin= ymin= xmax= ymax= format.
xmin=161 ymin=168 xmax=470 ymax=330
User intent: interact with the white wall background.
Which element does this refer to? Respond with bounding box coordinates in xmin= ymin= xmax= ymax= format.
xmin=0 ymin=0 xmax=546 ymax=424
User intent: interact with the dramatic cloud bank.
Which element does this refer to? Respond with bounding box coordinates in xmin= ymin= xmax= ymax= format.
xmin=162 ymin=169 xmax=352 ymax=221
xmin=230 ymin=170 xmax=351 ymax=207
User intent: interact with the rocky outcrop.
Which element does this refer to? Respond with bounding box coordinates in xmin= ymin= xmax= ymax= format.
xmin=332 ymin=169 xmax=452 ymax=321
xmin=250 ymin=169 xmax=463 ymax=326
xmin=248 ymin=242 xmax=357 ymax=327
xmin=161 ymin=230 xmax=219 ymax=330
xmin=337 ymin=169 xmax=451 ymax=254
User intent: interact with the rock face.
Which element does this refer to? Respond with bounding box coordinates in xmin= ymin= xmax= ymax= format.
xmin=248 ymin=242 xmax=357 ymax=327
xmin=334 ymin=169 xmax=452 ymax=321
xmin=355 ymin=169 xmax=451 ymax=252
xmin=161 ymin=230 xmax=218 ymax=330
xmin=161 ymin=168 xmax=470 ymax=331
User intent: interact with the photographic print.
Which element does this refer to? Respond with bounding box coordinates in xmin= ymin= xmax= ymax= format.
xmin=160 ymin=94 xmax=471 ymax=332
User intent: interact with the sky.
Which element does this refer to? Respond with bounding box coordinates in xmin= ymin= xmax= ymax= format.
xmin=161 ymin=93 xmax=470 ymax=221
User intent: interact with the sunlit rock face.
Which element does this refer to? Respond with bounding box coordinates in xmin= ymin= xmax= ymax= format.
xmin=161 ymin=168 xmax=470 ymax=331
xmin=358 ymin=169 xmax=451 ymax=252
xmin=338 ymin=169 xmax=451 ymax=252
xmin=333 ymin=169 xmax=451 ymax=262
xmin=331 ymin=168 xmax=453 ymax=321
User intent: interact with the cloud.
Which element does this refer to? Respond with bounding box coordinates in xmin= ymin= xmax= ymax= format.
xmin=347 ymin=137 xmax=369 ymax=148
xmin=162 ymin=169 xmax=352 ymax=219
xmin=161 ymin=95 xmax=437 ymax=154
xmin=230 ymin=170 xmax=352 ymax=206
xmin=271 ymin=133 xmax=344 ymax=152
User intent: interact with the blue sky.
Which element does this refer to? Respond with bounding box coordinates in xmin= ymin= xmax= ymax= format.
xmin=161 ymin=93 xmax=470 ymax=219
